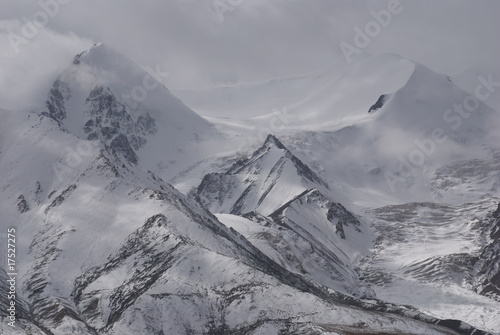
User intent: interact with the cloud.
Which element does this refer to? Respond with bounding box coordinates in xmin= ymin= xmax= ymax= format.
xmin=0 ymin=0 xmax=499 ymax=110
xmin=0 ymin=19 xmax=92 ymax=112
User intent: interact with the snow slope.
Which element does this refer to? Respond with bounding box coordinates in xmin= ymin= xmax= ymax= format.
xmin=42 ymin=43 xmax=227 ymax=180
xmin=181 ymin=52 xmax=500 ymax=205
xmin=179 ymin=52 xmax=500 ymax=333
xmin=273 ymin=57 xmax=500 ymax=206
xmin=0 ymin=108 xmax=484 ymax=335
xmin=197 ymin=134 xmax=331 ymax=215
xmin=176 ymin=53 xmax=415 ymax=125
xmin=196 ymin=134 xmax=374 ymax=297
xmin=359 ymin=200 xmax=500 ymax=333
xmin=1 ymin=45 xmax=499 ymax=335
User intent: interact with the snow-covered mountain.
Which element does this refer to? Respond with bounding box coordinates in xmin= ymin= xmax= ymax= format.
xmin=41 ymin=43 xmax=226 ymax=179
xmin=0 ymin=105 xmax=483 ymax=335
xmin=197 ymin=134 xmax=331 ymax=216
xmin=178 ymin=51 xmax=500 ymax=333
xmin=196 ymin=134 xmax=372 ymax=297
xmin=475 ymin=203 xmax=500 ymax=300
xmin=1 ymin=44 xmax=499 ymax=334
xmin=179 ymin=53 xmax=500 ymax=204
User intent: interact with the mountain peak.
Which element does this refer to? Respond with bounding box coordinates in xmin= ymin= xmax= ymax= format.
xmin=197 ymin=134 xmax=330 ymax=215
xmin=263 ymin=133 xmax=287 ymax=150
xmin=73 ymin=43 xmax=126 ymax=67
xmin=228 ymin=134 xmax=328 ymax=188
xmin=373 ymin=59 xmax=496 ymax=139
xmin=69 ymin=43 xmax=152 ymax=91
xmin=73 ymin=43 xmax=101 ymax=62
xmin=41 ymin=45 xmax=220 ymax=177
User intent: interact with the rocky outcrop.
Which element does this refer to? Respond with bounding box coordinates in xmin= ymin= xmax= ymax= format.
xmin=17 ymin=194 xmax=30 ymax=213
xmin=197 ymin=134 xmax=330 ymax=215
xmin=197 ymin=136 xmax=369 ymax=298
xmin=368 ymin=94 xmax=387 ymax=113
xmin=474 ymin=203 xmax=500 ymax=300
xmin=43 ymin=79 xmax=71 ymax=122
xmin=83 ymin=86 xmax=157 ymax=164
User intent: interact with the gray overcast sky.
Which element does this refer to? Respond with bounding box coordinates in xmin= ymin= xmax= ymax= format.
xmin=1 ymin=0 xmax=499 ymax=111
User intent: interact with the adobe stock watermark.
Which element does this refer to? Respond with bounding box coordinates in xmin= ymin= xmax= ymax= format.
xmin=5 ymin=228 xmax=17 ymax=328
xmin=7 ymin=0 xmax=72 ymax=54
xmin=121 ymin=64 xmax=170 ymax=111
xmin=53 ymin=140 xmax=100 ymax=182
xmin=384 ymin=74 xmax=500 ymax=191
xmin=213 ymin=0 xmax=244 ymax=22
xmin=339 ymin=0 xmax=411 ymax=64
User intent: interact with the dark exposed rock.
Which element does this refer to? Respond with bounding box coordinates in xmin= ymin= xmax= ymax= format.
xmin=73 ymin=50 xmax=87 ymax=64
xmin=23 ymin=225 xmax=91 ymax=330
xmin=197 ymin=173 xmax=237 ymax=209
xmin=335 ymin=221 xmax=346 ymax=239
xmin=229 ymin=183 xmax=255 ymax=215
xmin=493 ymin=202 xmax=500 ymax=221
xmin=44 ymin=184 xmax=77 ymax=214
xmin=100 ymin=126 xmax=118 ymax=140
xmin=0 ymin=269 xmax=36 ymax=328
xmin=129 ymin=135 xmax=147 ymax=151
xmin=435 ymin=319 xmax=489 ymax=335
xmin=110 ymin=133 xmax=138 ymax=165
xmin=41 ymin=75 xmax=159 ymax=169
xmin=327 ymin=202 xmax=362 ymax=239
xmin=17 ymin=148 xmax=494 ymax=335
xmin=197 ymin=134 xmax=330 ymax=215
xmin=474 ymin=203 xmax=500 ymax=300
xmin=137 ymin=114 xmax=157 ymax=134
xmin=83 ymin=86 xmax=157 ymax=164
xmin=268 ymin=189 xmax=313 ymax=220
xmin=35 ymin=181 xmax=42 ymax=204
xmin=17 ymin=194 xmax=30 ymax=213
xmin=42 ymin=80 xmax=71 ymax=122
xmin=404 ymin=253 xmax=478 ymax=284
xmin=229 ymin=135 xmax=329 ymax=190
xmin=368 ymin=94 xmax=387 ymax=114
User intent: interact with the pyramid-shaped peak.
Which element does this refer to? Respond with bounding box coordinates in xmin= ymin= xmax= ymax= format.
xmin=227 ymin=134 xmax=329 ymax=190
xmin=263 ymin=134 xmax=287 ymax=150
xmin=375 ymin=58 xmax=496 ymax=134
xmin=43 ymin=43 xmax=217 ymax=174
